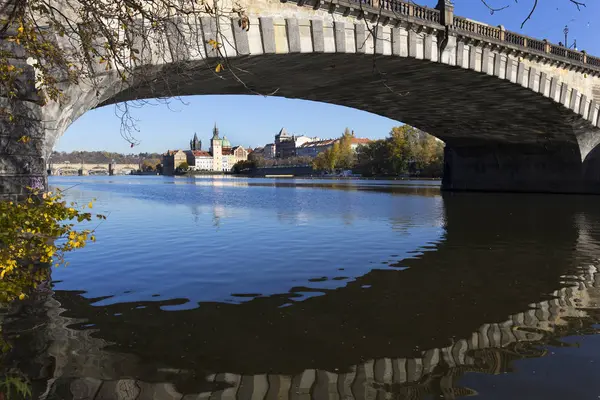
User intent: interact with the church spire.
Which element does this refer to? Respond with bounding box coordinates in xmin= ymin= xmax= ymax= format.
xmin=191 ymin=132 xmax=201 ymax=151
xmin=212 ymin=123 xmax=220 ymax=139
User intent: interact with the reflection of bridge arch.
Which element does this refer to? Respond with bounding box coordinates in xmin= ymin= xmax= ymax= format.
xmin=88 ymin=166 xmax=109 ymax=176
xmin=113 ymin=167 xmax=137 ymax=175
xmin=55 ymin=167 xmax=79 ymax=176
xmin=19 ymin=264 xmax=600 ymax=400
xmin=49 ymin=163 xmax=139 ymax=176
xmin=12 ymin=193 xmax=600 ymax=399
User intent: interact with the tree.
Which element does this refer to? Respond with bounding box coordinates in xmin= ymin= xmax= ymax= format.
xmin=312 ymin=143 xmax=340 ymax=173
xmin=312 ymin=150 xmax=329 ymax=172
xmin=141 ymin=159 xmax=158 ymax=171
xmin=356 ymin=139 xmax=393 ymax=176
xmin=337 ymin=128 xmax=355 ymax=170
xmin=0 ymin=189 xmax=104 ymax=302
xmin=177 ymin=161 xmax=189 ymax=172
xmin=388 ymin=126 xmax=412 ymax=175
xmin=232 ymin=160 xmax=256 ymax=174
xmin=355 ymin=125 xmax=444 ymax=177
xmin=328 ymin=142 xmax=340 ymax=171
xmin=248 ymin=152 xmax=266 ymax=168
xmin=312 ymin=129 xmax=358 ymax=173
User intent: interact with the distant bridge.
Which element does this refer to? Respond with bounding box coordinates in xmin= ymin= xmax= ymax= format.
xmin=49 ymin=163 xmax=139 ymax=176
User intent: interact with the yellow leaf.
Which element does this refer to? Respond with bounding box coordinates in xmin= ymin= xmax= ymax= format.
xmin=17 ymin=25 xmax=23 ymax=34
xmin=215 ymin=63 xmax=223 ymax=73
xmin=19 ymin=293 xmax=25 ymax=300
xmin=207 ymin=39 xmax=219 ymax=49
xmin=88 ymin=201 xmax=93 ymax=209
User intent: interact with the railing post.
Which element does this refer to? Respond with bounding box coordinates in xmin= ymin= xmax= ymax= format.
xmin=435 ymin=0 xmax=454 ymax=26
xmin=523 ymin=37 xmax=527 ymax=48
xmin=498 ymin=25 xmax=505 ymax=41
xmin=582 ymin=50 xmax=587 ymax=64
xmin=543 ymin=39 xmax=550 ymax=54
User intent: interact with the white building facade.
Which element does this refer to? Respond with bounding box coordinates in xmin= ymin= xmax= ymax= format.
xmin=194 ymin=152 xmax=213 ymax=171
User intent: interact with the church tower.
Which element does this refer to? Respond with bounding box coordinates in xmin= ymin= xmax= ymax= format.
xmin=210 ymin=123 xmax=222 ymax=171
xmin=190 ymin=132 xmax=201 ymax=151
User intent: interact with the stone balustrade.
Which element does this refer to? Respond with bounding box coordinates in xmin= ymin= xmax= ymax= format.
xmin=327 ymin=0 xmax=600 ymax=74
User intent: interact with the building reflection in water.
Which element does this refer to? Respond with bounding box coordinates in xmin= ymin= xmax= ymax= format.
xmin=4 ymin=190 xmax=600 ymax=399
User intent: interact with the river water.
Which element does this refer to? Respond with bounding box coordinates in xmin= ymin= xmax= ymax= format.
xmin=7 ymin=175 xmax=600 ymax=399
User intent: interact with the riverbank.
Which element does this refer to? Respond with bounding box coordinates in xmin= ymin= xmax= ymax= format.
xmin=232 ymin=173 xmax=442 ymax=181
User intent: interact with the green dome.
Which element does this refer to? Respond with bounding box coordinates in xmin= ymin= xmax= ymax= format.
xmin=221 ymin=136 xmax=231 ymax=148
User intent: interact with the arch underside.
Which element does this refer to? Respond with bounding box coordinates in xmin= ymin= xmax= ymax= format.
xmin=100 ymin=53 xmax=585 ymax=147
xmin=90 ymin=53 xmax=600 ymax=193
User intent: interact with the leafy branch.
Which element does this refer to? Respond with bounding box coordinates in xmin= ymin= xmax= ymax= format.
xmin=0 ymin=0 xmax=252 ymax=145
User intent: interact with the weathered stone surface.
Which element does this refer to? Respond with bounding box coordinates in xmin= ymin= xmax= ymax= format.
xmin=95 ymin=379 xmax=140 ymax=400
xmin=0 ymin=136 xmax=44 ymax=156
xmin=0 ymin=155 xmax=44 ymax=175
xmin=0 ymin=174 xmax=46 ymax=196
xmin=70 ymin=377 xmax=102 ymax=400
xmin=137 ymin=382 xmax=183 ymax=400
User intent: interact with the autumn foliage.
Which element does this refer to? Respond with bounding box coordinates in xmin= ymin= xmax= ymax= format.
xmin=0 ymin=189 xmax=104 ymax=302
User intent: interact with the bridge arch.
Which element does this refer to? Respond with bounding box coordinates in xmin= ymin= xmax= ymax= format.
xmin=88 ymin=166 xmax=110 ymax=175
xmin=55 ymin=167 xmax=80 ymax=176
xmin=5 ymin=0 xmax=600 ymax=196
xmin=113 ymin=166 xmax=138 ymax=175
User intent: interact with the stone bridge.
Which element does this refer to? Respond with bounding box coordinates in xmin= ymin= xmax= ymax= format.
xmin=49 ymin=163 xmax=139 ymax=176
xmin=4 ymin=0 xmax=600 ymax=196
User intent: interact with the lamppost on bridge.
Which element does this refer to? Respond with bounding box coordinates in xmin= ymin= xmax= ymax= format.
xmin=563 ymin=25 xmax=577 ymax=50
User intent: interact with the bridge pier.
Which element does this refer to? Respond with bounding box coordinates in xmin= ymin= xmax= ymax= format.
xmin=0 ymin=102 xmax=48 ymax=201
xmin=442 ymin=141 xmax=600 ymax=194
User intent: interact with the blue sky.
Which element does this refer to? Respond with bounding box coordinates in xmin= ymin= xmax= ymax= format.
xmin=56 ymin=0 xmax=600 ymax=153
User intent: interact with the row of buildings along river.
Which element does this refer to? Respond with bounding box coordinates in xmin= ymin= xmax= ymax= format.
xmin=161 ymin=125 xmax=371 ymax=175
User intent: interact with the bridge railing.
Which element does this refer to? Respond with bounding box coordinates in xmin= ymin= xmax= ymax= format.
xmin=338 ymin=0 xmax=600 ymax=72
xmin=451 ymin=12 xmax=597 ymax=70
xmin=454 ymin=16 xmax=501 ymax=40
xmin=351 ymin=0 xmax=441 ymax=24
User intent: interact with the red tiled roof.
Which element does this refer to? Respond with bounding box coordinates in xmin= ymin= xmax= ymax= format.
xmin=298 ymin=137 xmax=371 ymax=149
xmin=299 ymin=139 xmax=336 ymax=148
xmin=351 ymin=138 xmax=371 ymax=144
xmin=222 ymin=149 xmax=234 ymax=156
xmin=193 ymin=151 xmax=211 ymax=157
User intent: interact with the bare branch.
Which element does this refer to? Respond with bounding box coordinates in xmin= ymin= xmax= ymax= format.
xmin=520 ymin=0 xmax=538 ymax=28
xmin=480 ymin=0 xmax=510 ymax=13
